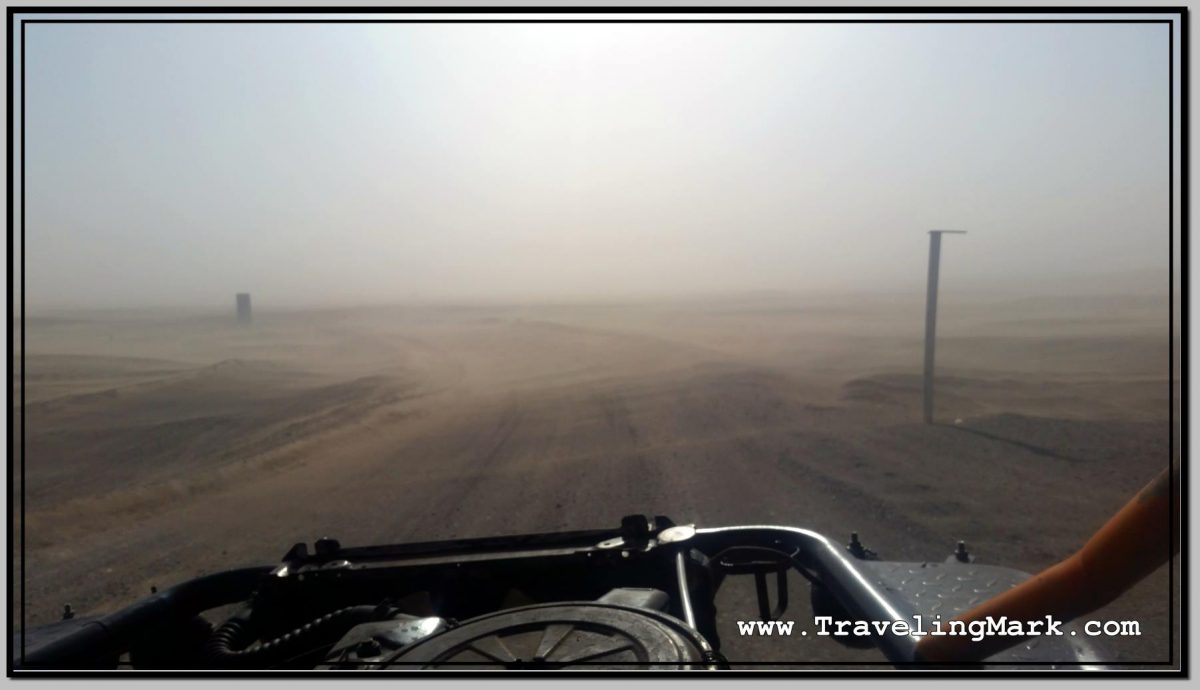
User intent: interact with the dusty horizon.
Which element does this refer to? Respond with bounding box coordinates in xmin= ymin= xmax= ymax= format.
xmin=14 ymin=267 xmax=1178 ymax=314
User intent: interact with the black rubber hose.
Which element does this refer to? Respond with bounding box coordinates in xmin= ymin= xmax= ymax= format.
xmin=207 ymin=605 xmax=380 ymax=668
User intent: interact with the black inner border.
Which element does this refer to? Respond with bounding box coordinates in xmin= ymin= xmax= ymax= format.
xmin=5 ymin=5 xmax=1187 ymax=678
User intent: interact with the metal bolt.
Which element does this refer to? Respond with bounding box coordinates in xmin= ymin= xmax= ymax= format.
xmin=955 ymin=541 xmax=969 ymax=562
xmin=62 ymin=604 xmax=74 ymax=620
xmin=848 ymin=532 xmax=866 ymax=558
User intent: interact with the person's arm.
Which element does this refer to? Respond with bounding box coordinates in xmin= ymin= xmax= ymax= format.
xmin=915 ymin=464 xmax=1180 ymax=663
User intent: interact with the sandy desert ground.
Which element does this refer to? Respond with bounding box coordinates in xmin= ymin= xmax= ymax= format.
xmin=12 ymin=291 xmax=1180 ymax=667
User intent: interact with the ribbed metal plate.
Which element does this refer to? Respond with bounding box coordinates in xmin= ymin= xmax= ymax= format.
xmin=859 ymin=560 xmax=1106 ymax=667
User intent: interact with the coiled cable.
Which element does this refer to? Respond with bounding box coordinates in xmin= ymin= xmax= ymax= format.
xmin=206 ymin=604 xmax=381 ymax=668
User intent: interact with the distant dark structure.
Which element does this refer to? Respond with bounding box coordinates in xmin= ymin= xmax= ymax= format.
xmin=923 ymin=230 xmax=966 ymax=423
xmin=236 ymin=293 xmax=252 ymax=324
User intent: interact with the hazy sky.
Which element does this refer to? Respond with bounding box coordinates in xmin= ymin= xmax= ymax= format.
xmin=19 ymin=19 xmax=1176 ymax=309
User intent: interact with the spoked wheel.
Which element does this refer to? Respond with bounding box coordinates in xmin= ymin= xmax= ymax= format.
xmin=383 ymin=602 xmax=711 ymax=669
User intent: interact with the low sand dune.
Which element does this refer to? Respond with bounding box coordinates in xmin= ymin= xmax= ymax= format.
xmin=12 ymin=293 xmax=1178 ymax=665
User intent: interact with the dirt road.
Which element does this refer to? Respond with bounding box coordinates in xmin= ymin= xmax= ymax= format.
xmin=14 ymin=294 xmax=1178 ymax=666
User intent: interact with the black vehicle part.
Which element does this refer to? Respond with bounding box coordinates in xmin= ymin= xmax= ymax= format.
xmin=16 ymin=519 xmax=1108 ymax=670
xmin=17 ymin=566 xmax=271 ymax=669
xmin=128 ymin=615 xmax=216 ymax=668
xmin=711 ymin=545 xmax=796 ymax=622
xmin=383 ymin=602 xmax=712 ymax=669
xmin=207 ymin=604 xmax=383 ymax=668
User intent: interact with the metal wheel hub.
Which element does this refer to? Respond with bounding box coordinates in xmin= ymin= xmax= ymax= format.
xmin=383 ymin=602 xmax=709 ymax=669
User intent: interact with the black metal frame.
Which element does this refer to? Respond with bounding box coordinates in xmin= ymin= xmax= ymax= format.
xmin=14 ymin=518 xmax=952 ymax=669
